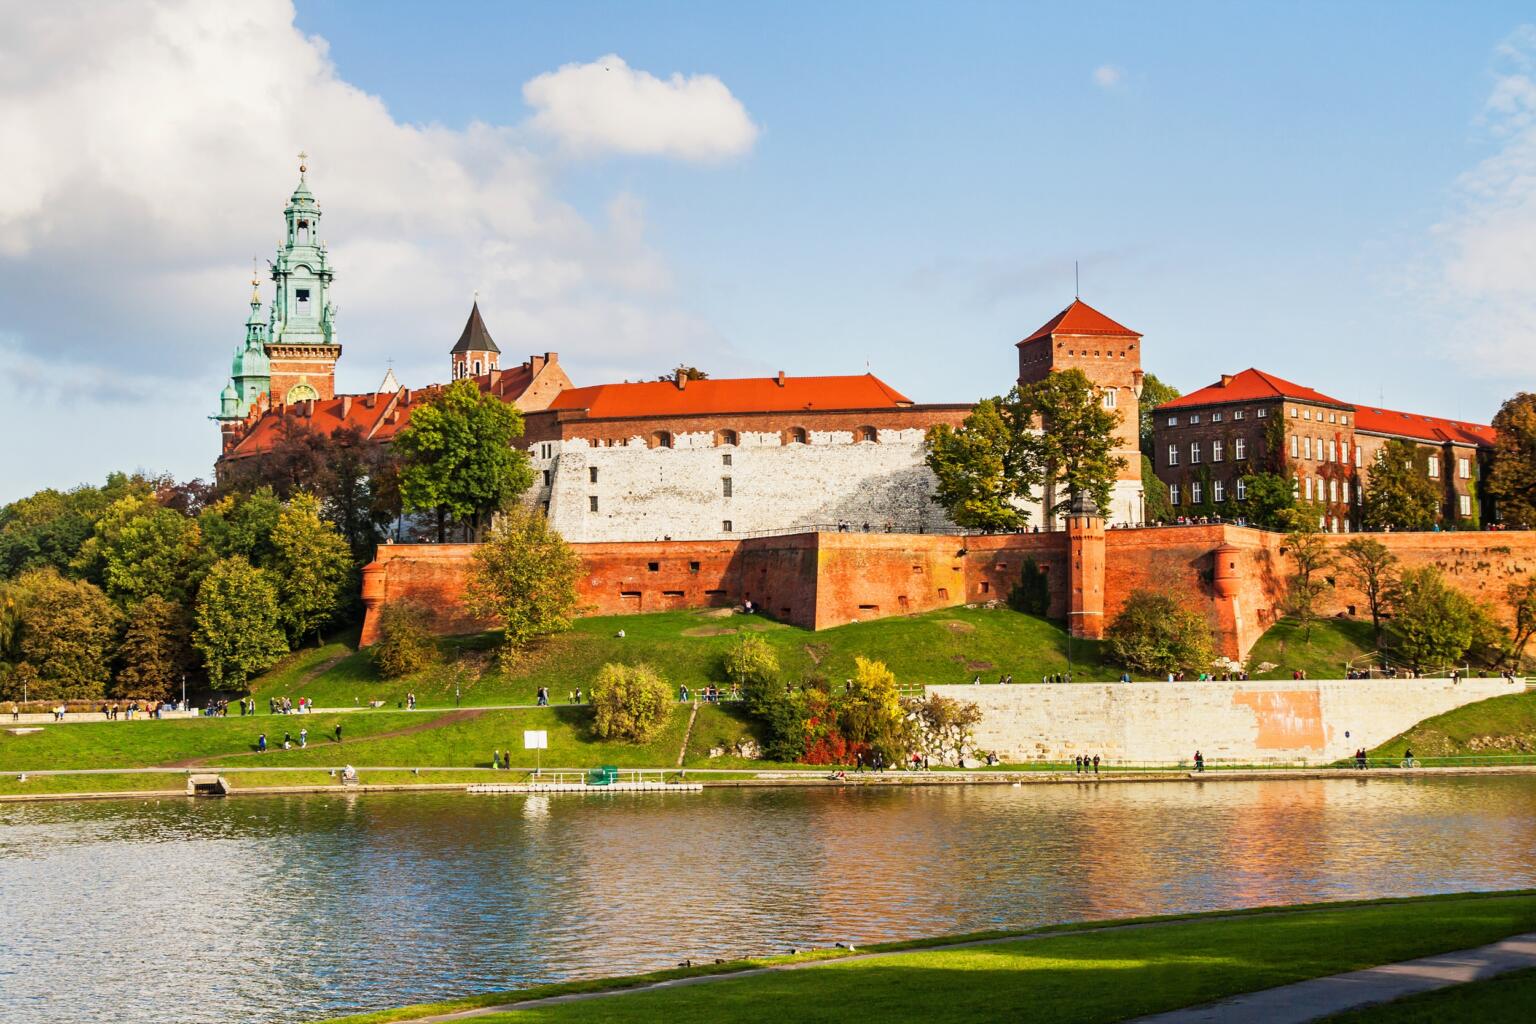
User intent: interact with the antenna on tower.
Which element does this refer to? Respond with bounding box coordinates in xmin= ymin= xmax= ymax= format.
xmin=1074 ymin=261 xmax=1080 ymax=299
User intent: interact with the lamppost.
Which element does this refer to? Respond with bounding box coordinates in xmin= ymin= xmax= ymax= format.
xmin=181 ymin=673 xmax=187 ymax=711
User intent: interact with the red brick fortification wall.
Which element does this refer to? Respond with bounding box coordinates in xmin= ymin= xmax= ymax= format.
xmin=1315 ymin=532 xmax=1536 ymax=627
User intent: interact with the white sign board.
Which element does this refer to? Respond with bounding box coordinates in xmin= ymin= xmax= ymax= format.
xmin=524 ymin=730 xmax=548 ymax=750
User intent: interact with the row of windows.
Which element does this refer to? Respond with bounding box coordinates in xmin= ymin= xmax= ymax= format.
xmin=1291 ymin=406 xmax=1349 ymax=425
xmin=1298 ymin=477 xmax=1355 ymax=505
xmin=536 ymin=426 xmax=876 ymax=454
xmin=1288 ymin=436 xmax=1359 ymax=466
xmin=586 ymin=478 xmax=734 ymax=512
xmin=1169 ymin=479 xmax=1246 ymax=505
xmin=1167 ymin=438 xmax=1248 ymax=466
xmin=1166 ymin=407 xmax=1267 ymax=427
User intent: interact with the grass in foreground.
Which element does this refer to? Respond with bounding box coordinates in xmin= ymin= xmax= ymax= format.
xmin=314 ymin=891 xmax=1536 ymax=1024
xmin=1372 ymin=691 xmax=1536 ymax=758
xmin=0 ymin=768 xmax=508 ymax=797
xmin=249 ymin=606 xmax=1122 ymax=710
xmin=1318 ymin=965 xmax=1536 ymax=1023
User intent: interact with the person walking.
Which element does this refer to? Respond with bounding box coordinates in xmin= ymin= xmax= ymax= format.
xmin=1092 ymin=754 xmax=1100 ymax=775
xmin=1194 ymin=750 xmax=1205 ymax=773
xmin=334 ymin=723 xmax=343 ymax=744
xmin=299 ymin=728 xmax=307 ymax=748
xmin=492 ymin=749 xmax=501 ymax=770
xmin=855 ymin=751 xmax=865 ymax=774
xmin=257 ymin=733 xmax=267 ymax=753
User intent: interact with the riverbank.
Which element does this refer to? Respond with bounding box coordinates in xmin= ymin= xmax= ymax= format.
xmin=6 ymin=761 xmax=1536 ymax=803
xmin=313 ymin=890 xmax=1536 ymax=1024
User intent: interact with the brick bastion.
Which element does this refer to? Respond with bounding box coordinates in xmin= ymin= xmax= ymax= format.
xmin=928 ymin=676 xmax=1523 ymax=763
xmin=359 ymin=526 xmax=1536 ymax=662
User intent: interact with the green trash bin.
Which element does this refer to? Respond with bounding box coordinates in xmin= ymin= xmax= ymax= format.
xmin=587 ymin=766 xmax=620 ymax=786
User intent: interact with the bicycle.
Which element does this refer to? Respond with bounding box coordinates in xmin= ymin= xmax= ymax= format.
xmin=1399 ymin=757 xmax=1420 ymax=769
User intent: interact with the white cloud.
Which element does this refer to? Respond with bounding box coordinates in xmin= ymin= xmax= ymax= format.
xmin=0 ymin=2 xmax=747 ymax=498
xmin=1092 ymin=65 xmax=1124 ymax=90
xmin=1433 ymin=26 xmax=1536 ymax=374
xmin=523 ymin=54 xmax=760 ymax=160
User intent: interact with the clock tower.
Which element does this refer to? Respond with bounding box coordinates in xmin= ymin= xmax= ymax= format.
xmin=265 ymin=153 xmax=341 ymax=404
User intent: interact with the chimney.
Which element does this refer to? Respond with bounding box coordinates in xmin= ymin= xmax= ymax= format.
xmin=530 ymin=354 xmax=546 ymax=375
xmin=776 ymin=370 xmax=787 ymax=387
xmin=341 ymin=395 xmax=353 ymax=417
xmin=401 ymin=388 xmax=411 ymax=405
xmin=545 ymin=351 xmax=557 ymax=365
xmin=364 ymin=393 xmax=376 ymax=409
xmin=675 ymin=368 xmax=687 ymax=390
xmin=489 ymin=369 xmax=502 ymax=389
xmin=1219 ymin=373 xmax=1234 ymax=387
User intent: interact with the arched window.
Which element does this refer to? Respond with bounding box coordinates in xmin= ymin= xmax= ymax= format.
xmin=473 ymin=359 xmax=482 ymax=375
xmin=649 ymin=430 xmax=674 ymax=450
xmin=784 ymin=426 xmax=809 ymax=445
xmin=714 ymin=429 xmax=738 ymax=447
xmin=855 ymin=425 xmax=878 ymax=443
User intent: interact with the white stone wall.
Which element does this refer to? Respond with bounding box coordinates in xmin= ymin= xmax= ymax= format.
xmin=927 ymin=677 xmax=1521 ymax=763
xmin=526 ymin=428 xmax=976 ymax=542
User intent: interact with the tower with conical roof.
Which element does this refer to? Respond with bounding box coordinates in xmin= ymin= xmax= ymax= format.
xmin=450 ymin=299 xmax=500 ymax=380
xmin=213 ymin=267 xmax=275 ymax=449
xmin=265 ymin=152 xmax=341 ymax=403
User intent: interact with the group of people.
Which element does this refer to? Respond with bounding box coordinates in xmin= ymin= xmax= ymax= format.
xmin=255 ymin=722 xmax=341 ymax=752
xmin=266 ymin=696 xmax=313 ymax=714
xmin=854 ymin=749 xmax=887 ymax=772
xmin=679 ymin=683 xmax=738 ymax=703
xmin=1073 ymin=754 xmax=1101 ymax=774
xmin=98 ymin=701 xmax=163 ymax=720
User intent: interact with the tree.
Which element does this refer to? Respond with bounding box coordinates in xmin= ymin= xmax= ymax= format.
xmin=1362 ymin=439 xmax=1441 ymax=531
xmin=218 ymin=418 xmax=330 ymax=500
xmin=1487 ymin=391 xmax=1536 ymax=528
xmin=1508 ymin=579 xmax=1536 ymax=671
xmin=1137 ymin=372 xmax=1181 ymax=456
xmin=723 ymin=633 xmax=781 ymax=698
xmin=589 ymin=662 xmax=673 ymax=742
xmin=394 ymin=379 xmax=534 ymax=541
xmin=463 ymin=506 xmax=582 ymax=658
xmin=0 ymin=472 xmax=152 ymax=580
xmin=1019 ymin=369 xmax=1126 ymax=518
xmin=839 ymin=656 xmax=909 ymax=759
xmin=1105 ymin=589 xmax=1215 ymax=675
xmin=1142 ymin=455 xmax=1173 ymax=523
xmin=321 ymin=425 xmax=397 ymax=561
xmin=924 ymin=394 xmax=1037 ymax=530
xmin=8 ymin=569 xmax=118 ymax=700
xmin=271 ymin=493 xmax=353 ymax=646
xmin=911 ymin=693 xmax=983 ymax=766
xmin=74 ymin=493 xmax=203 ymax=608
xmin=657 ymin=366 xmax=709 ymax=381
xmin=1284 ymin=529 xmax=1334 ymax=642
xmin=193 ymin=556 xmax=288 ymax=690
xmin=114 ymin=594 xmax=190 ymax=700
xmin=1338 ymin=538 xmax=1398 ymax=644
xmin=199 ymin=489 xmax=283 ymax=566
xmin=1386 ymin=566 xmax=1480 ymax=670
xmin=372 ymin=601 xmax=439 ymax=679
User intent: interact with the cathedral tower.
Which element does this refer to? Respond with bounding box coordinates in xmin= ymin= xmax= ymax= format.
xmin=266 ymin=154 xmax=341 ymax=403
xmin=450 ymin=299 xmax=500 ymax=379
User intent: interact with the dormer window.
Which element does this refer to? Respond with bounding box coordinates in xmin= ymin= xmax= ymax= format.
xmin=296 ymin=288 xmax=311 ymax=315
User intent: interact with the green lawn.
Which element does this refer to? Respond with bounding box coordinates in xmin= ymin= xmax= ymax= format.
xmin=1245 ymin=616 xmax=1378 ymax=679
xmin=0 ymin=768 xmax=507 ymax=797
xmin=251 ymin=605 xmax=1121 ymax=710
xmin=1318 ymin=965 xmax=1536 ymax=1023
xmin=315 ymin=891 xmax=1536 ymax=1024
xmin=1370 ymin=691 xmax=1536 ymax=758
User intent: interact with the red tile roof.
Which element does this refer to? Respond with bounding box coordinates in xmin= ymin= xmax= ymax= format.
xmin=546 ymin=373 xmax=914 ymax=419
xmin=1157 ymin=368 xmax=1351 ymax=411
xmin=1018 ymin=299 xmax=1140 ymax=345
xmin=1354 ymin=406 xmax=1495 ymax=448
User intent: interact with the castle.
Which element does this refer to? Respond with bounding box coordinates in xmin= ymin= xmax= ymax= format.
xmin=214 ymin=164 xmax=1522 ymax=661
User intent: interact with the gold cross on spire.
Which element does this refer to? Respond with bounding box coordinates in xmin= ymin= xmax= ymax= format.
xmin=298 ymin=151 xmax=308 ymax=175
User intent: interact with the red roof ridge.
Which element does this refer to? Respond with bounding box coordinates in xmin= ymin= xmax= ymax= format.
xmin=1157 ymin=367 xmax=1350 ymax=411
xmin=1018 ymin=299 xmax=1140 ymax=345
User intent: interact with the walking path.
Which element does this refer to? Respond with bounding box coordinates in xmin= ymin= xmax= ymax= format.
xmin=1128 ymin=930 xmax=1536 ymax=1023
xmin=385 ymin=914 xmax=1536 ymax=1023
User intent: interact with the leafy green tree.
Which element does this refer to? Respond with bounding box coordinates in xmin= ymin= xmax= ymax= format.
xmin=8 ymin=569 xmax=118 ymax=700
xmin=464 ymin=506 xmax=582 ymax=658
xmin=840 ymin=656 xmax=910 ymax=759
xmin=1142 ymin=455 xmax=1174 ymax=523
xmin=394 ymin=379 xmax=534 ymax=541
xmin=321 ymin=426 xmax=397 ymax=561
xmin=114 ymin=595 xmax=190 ymax=700
xmin=1507 ymin=579 xmax=1536 ymax=671
xmin=1487 ymin=391 xmax=1536 ymax=528
xmin=193 ymin=556 xmax=288 ymax=690
xmin=1236 ymin=472 xmax=1300 ymax=530
xmin=656 ymin=366 xmax=709 ymax=381
xmin=372 ymin=601 xmax=439 ymax=679
xmin=1284 ymin=528 xmax=1333 ymax=642
xmin=0 ymin=472 xmax=152 ymax=579
xmin=589 ymin=662 xmax=673 ymax=743
xmin=1386 ymin=567 xmax=1481 ymax=670
xmin=1019 ymin=369 xmax=1126 ymax=518
xmin=1137 ymin=372 xmax=1181 ymax=455
xmin=1007 ymin=557 xmax=1051 ymax=616
xmin=1338 ymin=538 xmax=1398 ymax=644
xmin=199 ymin=489 xmax=283 ymax=566
xmin=74 ymin=493 xmax=203 ymax=608
xmin=1105 ymin=589 xmax=1215 ymax=676
xmin=723 ymin=633 xmax=781 ymax=697
xmin=1362 ymin=439 xmax=1441 ymax=531
xmin=924 ymin=394 xmax=1037 ymax=530
xmin=271 ymin=493 xmax=353 ymax=646
xmin=911 ymin=693 xmax=984 ymax=766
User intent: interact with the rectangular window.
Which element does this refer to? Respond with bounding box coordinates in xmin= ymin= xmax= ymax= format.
xmin=1344 ymin=482 xmax=1352 ymax=504
xmin=1329 ymin=413 xmax=1337 ymax=424
xmin=1291 ymin=435 xmax=1299 ymax=458
xmin=1169 ymin=483 xmax=1180 ymax=506
xmin=1355 ymin=445 xmax=1362 ymax=468
xmin=1190 ymin=442 xmax=1201 ymax=464
xmin=1460 ymin=494 xmax=1472 ymax=516
xmin=1329 ymin=479 xmax=1338 ymax=503
xmin=1257 ymin=407 xmax=1268 ymax=418
xmin=1191 ymin=481 xmax=1203 ymax=504
xmin=1212 ymin=440 xmax=1224 ymax=462
xmin=1458 ymin=457 xmax=1470 ymax=479
xmin=1328 ymin=440 xmax=1337 ymax=463
xmin=1303 ymin=409 xmax=1312 ymax=420
xmin=647 ymin=561 xmax=659 ymax=572
xmin=1341 ymin=414 xmax=1349 ymax=425
xmin=542 ymin=470 xmax=551 ymax=487
xmin=1190 ymin=413 xmax=1201 ymax=425
xmin=722 ymin=477 xmax=733 ymax=497
xmin=589 ymin=495 xmax=599 ymax=512
xmin=1235 ymin=477 xmax=1247 ymax=501
xmin=689 ymin=561 xmax=700 ymax=573
xmin=1167 ymin=444 xmax=1179 ymax=467
xmin=1303 ymin=437 xmax=1312 ymax=459
xmin=1211 ymin=411 xmax=1223 ymax=423
xmin=722 ymin=520 xmax=733 ymax=533
xmin=1290 ymin=407 xmax=1299 ymax=418
xmin=1428 ymin=456 xmax=1440 ymax=478
xmin=1102 ymin=390 xmax=1117 ymax=409
xmin=1167 ymin=415 xmax=1178 ymax=427
xmin=1234 ymin=437 xmax=1247 ymax=460
xmin=589 ymin=466 xmax=598 ymax=484
xmin=722 ymin=453 xmax=732 ymax=467
xmin=1305 ymin=477 xmax=1314 ymax=500
xmin=1234 ymin=409 xmax=1245 ymax=421
xmin=1213 ymin=480 xmax=1225 ymax=502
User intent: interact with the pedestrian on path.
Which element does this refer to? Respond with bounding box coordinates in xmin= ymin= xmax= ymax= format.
xmin=300 ymin=728 xmax=307 ymax=748
xmin=855 ymin=751 xmax=865 ymax=773
xmin=1092 ymin=754 xmax=1100 ymax=774
xmin=334 ymin=723 xmax=343 ymax=743
xmin=493 ymin=749 xmax=501 ymax=769
xmin=1194 ymin=749 xmax=1205 ymax=773
xmin=258 ymin=733 xmax=267 ymax=753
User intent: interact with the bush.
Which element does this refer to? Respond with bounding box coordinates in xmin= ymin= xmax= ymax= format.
xmin=1106 ymin=589 xmax=1215 ymax=676
xmin=840 ymin=656 xmax=911 ymax=761
xmin=589 ymin=662 xmax=672 ymax=743
xmin=1007 ymin=557 xmax=1050 ymax=615
xmin=373 ymin=601 xmax=439 ymax=679
xmin=723 ymin=633 xmax=780 ymax=698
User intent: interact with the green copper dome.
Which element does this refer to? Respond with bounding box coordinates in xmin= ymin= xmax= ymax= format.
xmin=219 ymin=382 xmax=239 ymax=417
xmin=232 ymin=341 xmax=270 ymax=377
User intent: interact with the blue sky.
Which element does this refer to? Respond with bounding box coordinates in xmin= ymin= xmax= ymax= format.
xmin=2 ymin=1 xmax=1534 ymax=499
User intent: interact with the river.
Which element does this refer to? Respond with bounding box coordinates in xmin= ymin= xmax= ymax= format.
xmin=3 ymin=776 xmax=1535 ymax=1023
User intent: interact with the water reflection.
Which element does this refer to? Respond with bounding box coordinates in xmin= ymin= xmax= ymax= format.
xmin=2 ymin=777 xmax=1535 ymax=1024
